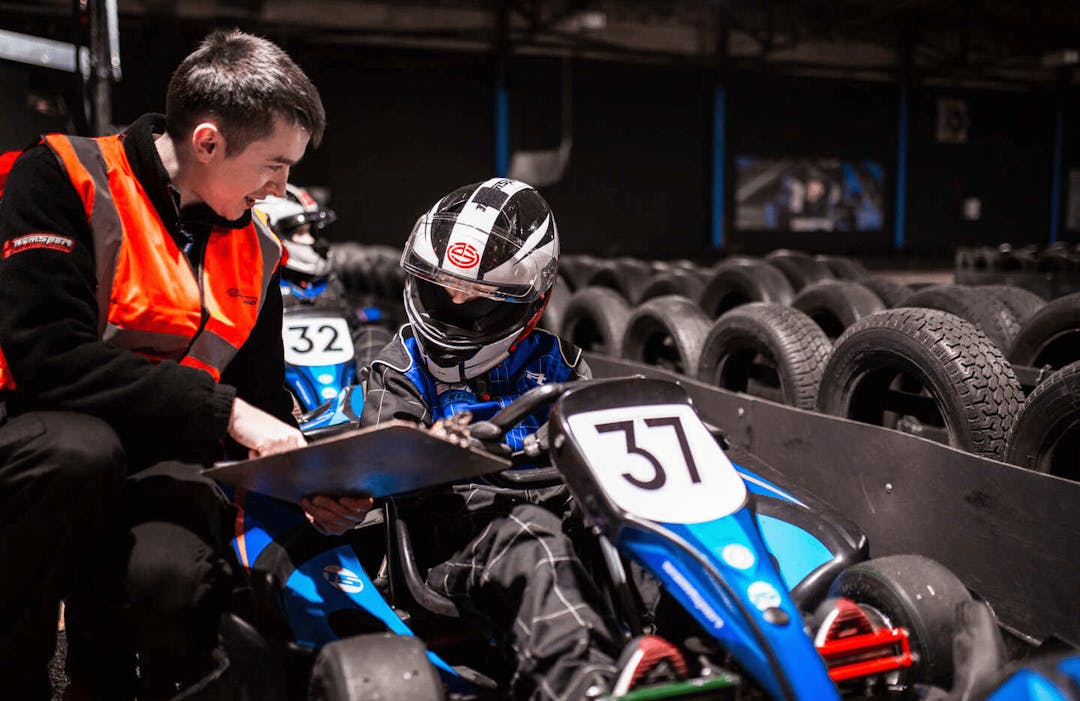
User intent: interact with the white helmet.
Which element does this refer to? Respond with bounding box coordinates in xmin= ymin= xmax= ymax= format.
xmin=256 ymin=184 xmax=337 ymax=281
xmin=401 ymin=178 xmax=559 ymax=382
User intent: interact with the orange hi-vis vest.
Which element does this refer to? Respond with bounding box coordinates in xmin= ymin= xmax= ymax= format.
xmin=0 ymin=133 xmax=282 ymax=390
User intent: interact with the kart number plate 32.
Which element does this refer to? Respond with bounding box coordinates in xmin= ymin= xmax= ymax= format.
xmin=283 ymin=317 xmax=354 ymax=367
xmin=566 ymin=404 xmax=747 ymax=524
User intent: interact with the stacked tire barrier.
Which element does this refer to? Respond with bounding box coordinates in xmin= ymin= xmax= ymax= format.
xmin=955 ymin=243 xmax=1080 ymax=300
xmin=327 ymin=243 xmax=1079 ymax=480
xmin=328 ymin=242 xmax=408 ymax=328
xmin=556 ymin=250 xmax=1080 ymax=478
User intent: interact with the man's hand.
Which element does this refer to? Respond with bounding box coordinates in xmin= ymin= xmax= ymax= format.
xmin=301 ymin=495 xmax=374 ymax=535
xmin=228 ymin=397 xmax=307 ymax=458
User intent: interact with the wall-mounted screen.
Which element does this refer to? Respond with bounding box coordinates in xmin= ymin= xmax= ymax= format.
xmin=735 ymin=157 xmax=885 ymax=232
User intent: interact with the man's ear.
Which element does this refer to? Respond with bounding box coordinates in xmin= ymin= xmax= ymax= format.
xmin=191 ymin=122 xmax=225 ymax=163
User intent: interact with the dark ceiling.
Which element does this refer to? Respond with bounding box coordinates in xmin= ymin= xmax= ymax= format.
xmin=1 ymin=0 xmax=1078 ymax=86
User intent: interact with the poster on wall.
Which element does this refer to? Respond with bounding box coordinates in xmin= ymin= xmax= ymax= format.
xmin=734 ymin=157 xmax=886 ymax=232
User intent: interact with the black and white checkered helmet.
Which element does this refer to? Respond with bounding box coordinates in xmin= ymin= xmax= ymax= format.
xmin=401 ymin=178 xmax=560 ymax=382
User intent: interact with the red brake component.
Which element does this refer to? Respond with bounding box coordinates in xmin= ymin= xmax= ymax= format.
xmin=815 ymin=598 xmax=913 ymax=682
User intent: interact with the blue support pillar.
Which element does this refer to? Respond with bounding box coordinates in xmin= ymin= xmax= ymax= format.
xmin=1049 ymin=92 xmax=1065 ymax=245
xmin=894 ymin=84 xmax=909 ymax=250
xmin=712 ymin=86 xmax=727 ymax=249
xmin=495 ymin=68 xmax=509 ymax=178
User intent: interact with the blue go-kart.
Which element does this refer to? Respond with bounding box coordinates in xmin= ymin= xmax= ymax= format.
xmin=230 ymin=377 xmax=1079 ymax=700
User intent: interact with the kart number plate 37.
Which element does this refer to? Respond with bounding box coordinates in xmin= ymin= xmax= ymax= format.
xmin=283 ymin=317 xmax=354 ymax=367
xmin=566 ymin=404 xmax=747 ymax=524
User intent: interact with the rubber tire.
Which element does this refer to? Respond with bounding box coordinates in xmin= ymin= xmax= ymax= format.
xmin=815 ymin=254 xmax=867 ymax=280
xmin=696 ymin=303 xmax=831 ymax=409
xmin=638 ymin=270 xmax=705 ymax=305
xmin=558 ymin=255 xmax=605 ymax=291
xmin=815 ymin=308 xmax=1024 ymax=460
xmin=1008 ymin=291 xmax=1080 ymax=372
xmin=857 ymin=275 xmax=912 ymax=308
xmin=620 ymin=295 xmax=712 ymax=376
xmin=698 ymin=260 xmax=794 ymax=319
xmin=582 ymin=259 xmax=652 ymax=304
xmin=829 ymin=555 xmax=972 ymax=687
xmin=309 ymin=632 xmax=446 ymax=701
xmin=900 ymin=284 xmax=1019 ymax=352
xmin=1004 ymin=359 xmax=1080 ymax=480
xmin=329 ymin=243 xmax=371 ymax=295
xmin=765 ymin=249 xmax=834 ymax=291
xmin=559 ymin=286 xmax=632 ymax=357
xmin=791 ymin=280 xmax=885 ymax=341
xmin=976 ymin=285 xmax=1046 ymax=327
xmin=540 ymin=274 xmax=573 ymax=336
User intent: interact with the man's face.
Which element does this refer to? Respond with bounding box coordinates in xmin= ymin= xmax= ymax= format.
xmin=289 ymin=223 xmax=315 ymax=245
xmin=195 ymin=115 xmax=311 ymax=221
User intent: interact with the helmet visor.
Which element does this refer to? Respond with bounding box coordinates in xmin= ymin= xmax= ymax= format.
xmin=277 ymin=209 xmax=337 ymax=238
xmin=400 ymin=212 xmax=557 ymax=303
xmin=406 ymin=277 xmax=539 ymax=344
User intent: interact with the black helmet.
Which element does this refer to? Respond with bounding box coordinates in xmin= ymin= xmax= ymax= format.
xmin=400 ymin=178 xmax=559 ymax=382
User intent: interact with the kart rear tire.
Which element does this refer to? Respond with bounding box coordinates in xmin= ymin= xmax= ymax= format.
xmin=559 ymin=286 xmax=632 ymax=357
xmin=621 ymin=295 xmax=711 ymax=376
xmin=830 ymin=555 xmax=972 ymax=687
xmin=697 ymin=259 xmax=794 ymax=319
xmin=815 ymin=308 xmax=1024 ymax=460
xmin=1007 ymin=291 xmax=1080 ymax=372
xmin=309 ymin=632 xmax=446 ymax=701
xmin=696 ymin=302 xmax=831 ymax=409
xmin=791 ymin=280 xmax=885 ymax=341
xmin=1004 ymin=359 xmax=1080 ymax=481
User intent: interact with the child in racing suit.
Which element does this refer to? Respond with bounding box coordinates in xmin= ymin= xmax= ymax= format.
xmin=360 ymin=178 xmax=680 ymax=700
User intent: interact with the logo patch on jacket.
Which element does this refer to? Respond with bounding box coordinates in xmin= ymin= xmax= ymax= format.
xmin=227 ymin=288 xmax=258 ymax=305
xmin=2 ymin=233 xmax=75 ymax=258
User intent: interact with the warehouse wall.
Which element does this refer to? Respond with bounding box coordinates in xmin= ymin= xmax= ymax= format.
xmin=512 ymin=55 xmax=711 ymax=259
xmin=725 ymin=72 xmax=897 ymax=255
xmin=6 ymin=17 xmax=1074 ymax=256
xmin=906 ymin=87 xmax=1059 ymax=252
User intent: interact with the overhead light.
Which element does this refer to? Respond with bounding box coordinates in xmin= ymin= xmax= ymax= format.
xmin=562 ymin=10 xmax=607 ymax=33
xmin=1041 ymin=49 xmax=1079 ymax=68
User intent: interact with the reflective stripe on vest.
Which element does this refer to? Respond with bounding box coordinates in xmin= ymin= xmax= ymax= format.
xmin=0 ymin=133 xmax=281 ymax=389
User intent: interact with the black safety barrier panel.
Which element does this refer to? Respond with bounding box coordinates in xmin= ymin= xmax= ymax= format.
xmin=585 ymin=353 xmax=1080 ymax=648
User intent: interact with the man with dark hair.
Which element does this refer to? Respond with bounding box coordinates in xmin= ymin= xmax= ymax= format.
xmin=0 ymin=30 xmax=367 ymax=699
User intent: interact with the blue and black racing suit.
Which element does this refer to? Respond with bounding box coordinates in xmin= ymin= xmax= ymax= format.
xmin=360 ymin=325 xmax=625 ymax=701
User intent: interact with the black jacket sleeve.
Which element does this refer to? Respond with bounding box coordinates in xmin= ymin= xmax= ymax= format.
xmin=359 ymin=336 xmax=430 ymax=428
xmin=0 ymin=146 xmax=235 ymax=444
xmin=219 ymin=270 xmax=297 ymax=428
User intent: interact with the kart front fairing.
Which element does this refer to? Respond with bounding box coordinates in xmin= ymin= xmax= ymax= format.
xmin=552 ymin=378 xmax=848 ymax=700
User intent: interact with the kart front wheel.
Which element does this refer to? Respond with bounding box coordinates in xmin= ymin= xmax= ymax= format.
xmin=309 ymin=632 xmax=446 ymax=701
xmin=829 ymin=554 xmax=973 ymax=687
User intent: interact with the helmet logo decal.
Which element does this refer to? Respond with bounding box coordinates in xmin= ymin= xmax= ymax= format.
xmin=447 ymin=241 xmax=480 ymax=268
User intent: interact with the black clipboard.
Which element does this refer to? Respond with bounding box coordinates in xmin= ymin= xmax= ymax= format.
xmin=202 ymin=420 xmax=510 ymax=504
